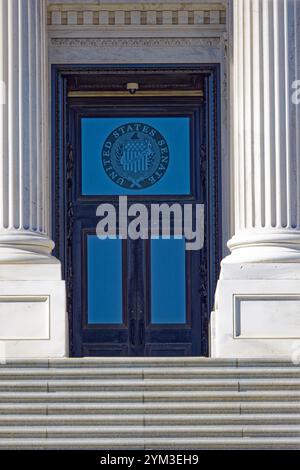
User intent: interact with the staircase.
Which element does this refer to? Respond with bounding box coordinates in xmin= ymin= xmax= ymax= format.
xmin=0 ymin=358 xmax=299 ymax=449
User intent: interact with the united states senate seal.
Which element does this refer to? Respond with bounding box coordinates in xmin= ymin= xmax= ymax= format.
xmin=102 ymin=122 xmax=170 ymax=189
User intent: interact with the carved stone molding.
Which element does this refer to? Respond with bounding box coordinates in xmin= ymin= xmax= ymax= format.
xmin=50 ymin=37 xmax=221 ymax=48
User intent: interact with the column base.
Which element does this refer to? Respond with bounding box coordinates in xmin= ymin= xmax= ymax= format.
xmin=210 ymin=263 xmax=300 ymax=358
xmin=0 ymin=238 xmax=68 ymax=359
xmin=227 ymin=231 xmax=300 ymax=263
xmin=0 ymin=232 xmax=56 ymax=263
xmin=0 ymin=280 xmax=67 ymax=359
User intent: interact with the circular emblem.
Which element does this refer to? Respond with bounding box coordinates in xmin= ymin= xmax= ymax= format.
xmin=101 ymin=122 xmax=169 ymax=189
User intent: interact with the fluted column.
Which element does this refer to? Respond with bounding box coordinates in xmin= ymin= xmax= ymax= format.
xmin=226 ymin=0 xmax=300 ymax=262
xmin=0 ymin=0 xmax=55 ymax=263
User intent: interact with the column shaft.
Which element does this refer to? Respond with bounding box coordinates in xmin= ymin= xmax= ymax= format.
xmin=0 ymin=0 xmax=54 ymax=261
xmin=228 ymin=0 xmax=300 ymax=262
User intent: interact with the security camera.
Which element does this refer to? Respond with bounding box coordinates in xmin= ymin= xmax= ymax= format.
xmin=126 ymin=82 xmax=139 ymax=94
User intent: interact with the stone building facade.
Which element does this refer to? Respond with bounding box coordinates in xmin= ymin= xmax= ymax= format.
xmin=0 ymin=0 xmax=299 ymax=360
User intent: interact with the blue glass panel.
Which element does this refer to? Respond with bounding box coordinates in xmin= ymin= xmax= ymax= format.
xmin=82 ymin=117 xmax=190 ymax=195
xmin=151 ymin=238 xmax=186 ymax=324
xmin=87 ymin=235 xmax=123 ymax=324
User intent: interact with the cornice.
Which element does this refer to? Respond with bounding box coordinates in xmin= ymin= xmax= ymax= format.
xmin=47 ymin=2 xmax=226 ymax=28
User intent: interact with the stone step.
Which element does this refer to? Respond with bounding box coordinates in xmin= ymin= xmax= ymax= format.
xmin=0 ymin=401 xmax=299 ymax=415
xmin=0 ymin=436 xmax=298 ymax=450
xmin=1 ymin=378 xmax=300 ymax=391
xmin=1 ymin=367 xmax=299 ymax=379
xmin=0 ymin=359 xmax=298 ymax=450
xmin=0 ymin=358 xmax=234 ymax=367
xmin=0 ymin=379 xmax=239 ymax=391
xmin=0 ymin=402 xmax=245 ymax=415
xmin=2 ymin=358 xmax=297 ymax=368
xmin=0 ymin=390 xmax=299 ymax=403
xmin=0 ymin=413 xmax=300 ymax=426
xmin=1 ymin=424 xmax=300 ymax=438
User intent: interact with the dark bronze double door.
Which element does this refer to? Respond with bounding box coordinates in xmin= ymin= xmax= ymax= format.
xmin=63 ymin=69 xmax=219 ymax=357
xmin=72 ymin=223 xmax=203 ymax=357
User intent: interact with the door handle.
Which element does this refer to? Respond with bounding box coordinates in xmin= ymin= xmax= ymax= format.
xmin=130 ymin=318 xmax=135 ymax=346
xmin=139 ymin=318 xmax=145 ymax=345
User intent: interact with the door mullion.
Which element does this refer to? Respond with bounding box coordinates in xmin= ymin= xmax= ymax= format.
xmin=127 ymin=238 xmax=138 ymax=355
xmin=135 ymin=239 xmax=147 ymax=356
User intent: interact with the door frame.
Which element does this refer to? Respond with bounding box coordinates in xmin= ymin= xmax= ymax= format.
xmin=52 ymin=64 xmax=222 ymax=357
